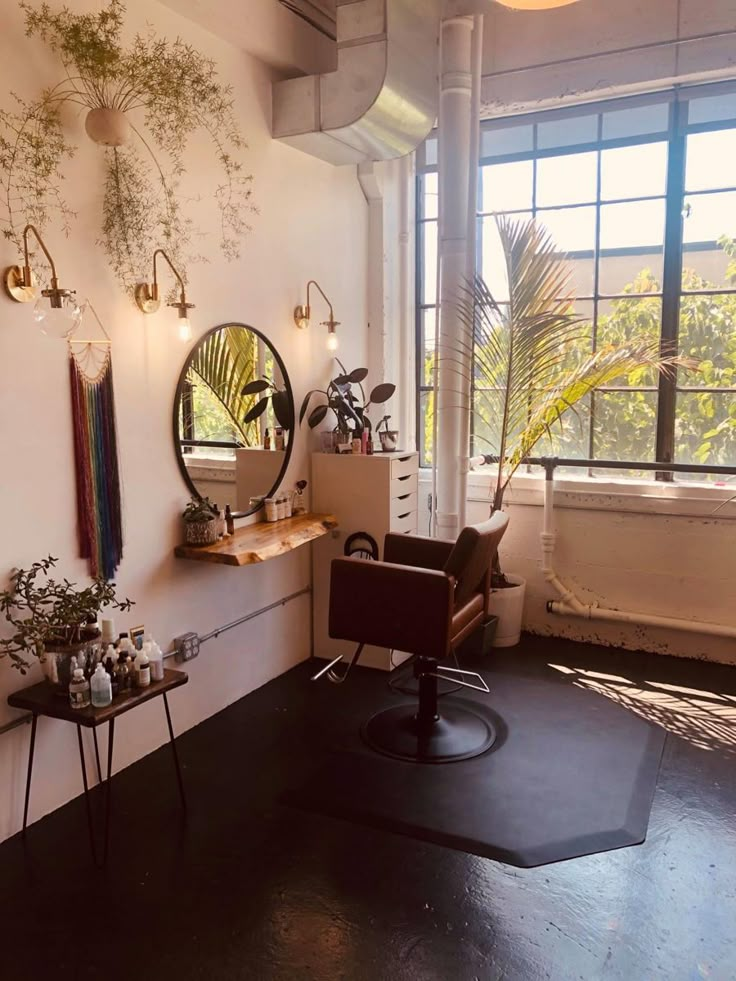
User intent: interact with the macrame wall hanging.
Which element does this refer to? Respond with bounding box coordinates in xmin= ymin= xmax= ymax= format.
xmin=67 ymin=304 xmax=123 ymax=580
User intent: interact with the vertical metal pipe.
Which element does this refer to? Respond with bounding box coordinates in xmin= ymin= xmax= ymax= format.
xmin=458 ymin=13 xmax=484 ymax=531
xmin=435 ymin=15 xmax=474 ymax=541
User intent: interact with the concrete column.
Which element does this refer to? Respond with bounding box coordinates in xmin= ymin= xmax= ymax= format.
xmin=435 ymin=15 xmax=474 ymax=540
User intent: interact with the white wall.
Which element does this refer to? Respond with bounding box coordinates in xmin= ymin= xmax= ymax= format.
xmin=0 ymin=0 xmax=367 ymax=843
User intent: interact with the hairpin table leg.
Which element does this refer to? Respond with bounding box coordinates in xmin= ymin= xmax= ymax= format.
xmin=162 ymin=693 xmax=186 ymax=810
xmin=92 ymin=727 xmax=103 ymax=786
xmin=22 ymin=714 xmax=38 ymax=836
xmin=76 ymin=724 xmax=98 ymax=866
xmin=102 ymin=719 xmax=115 ymax=866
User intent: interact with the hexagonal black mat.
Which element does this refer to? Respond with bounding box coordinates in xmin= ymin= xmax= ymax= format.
xmin=288 ymin=671 xmax=666 ymax=868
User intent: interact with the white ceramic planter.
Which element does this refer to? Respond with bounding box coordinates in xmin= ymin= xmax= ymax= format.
xmin=487 ymin=574 xmax=527 ymax=647
xmin=84 ymin=107 xmax=131 ymax=147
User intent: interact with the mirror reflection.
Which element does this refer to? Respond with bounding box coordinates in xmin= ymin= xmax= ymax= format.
xmin=174 ymin=323 xmax=294 ymax=517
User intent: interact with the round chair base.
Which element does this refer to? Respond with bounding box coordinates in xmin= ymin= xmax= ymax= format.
xmin=361 ymin=702 xmax=496 ymax=764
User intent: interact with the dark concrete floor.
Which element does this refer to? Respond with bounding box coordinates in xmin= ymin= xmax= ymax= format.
xmin=1 ymin=635 xmax=735 ymax=981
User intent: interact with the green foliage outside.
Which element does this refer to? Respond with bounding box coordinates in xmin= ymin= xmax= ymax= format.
xmin=423 ymin=245 xmax=736 ymax=477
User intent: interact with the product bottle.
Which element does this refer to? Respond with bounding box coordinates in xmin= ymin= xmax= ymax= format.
xmin=361 ymin=430 xmax=368 ymax=454
xmin=225 ymin=504 xmax=235 ymax=536
xmin=351 ymin=433 xmax=362 ymax=454
xmin=115 ymin=652 xmax=131 ymax=692
xmin=264 ymin=428 xmax=271 ymax=450
xmin=91 ymin=662 xmax=113 ymax=708
xmin=101 ymin=618 xmax=116 ymax=646
xmin=69 ymin=667 xmax=91 ymax=710
xmin=275 ymin=428 xmax=285 ymax=451
xmin=366 ymin=432 xmax=374 ymax=455
xmin=217 ymin=507 xmax=226 ymax=539
xmin=104 ymin=647 xmax=119 ymax=697
xmin=148 ymin=639 xmax=165 ymax=682
xmin=135 ymin=646 xmax=151 ymax=688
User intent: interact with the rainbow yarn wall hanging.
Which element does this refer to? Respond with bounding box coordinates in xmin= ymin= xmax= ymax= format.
xmin=68 ymin=305 xmax=123 ymax=579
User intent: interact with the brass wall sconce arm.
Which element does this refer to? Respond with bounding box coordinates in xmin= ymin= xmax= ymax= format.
xmin=135 ymin=249 xmax=195 ymax=341
xmin=294 ymin=279 xmax=340 ymax=351
xmin=4 ymin=224 xmax=76 ymax=308
xmin=135 ymin=249 xmax=194 ymax=319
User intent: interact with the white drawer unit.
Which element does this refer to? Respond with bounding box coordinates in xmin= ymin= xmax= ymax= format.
xmin=311 ymin=451 xmax=420 ymax=671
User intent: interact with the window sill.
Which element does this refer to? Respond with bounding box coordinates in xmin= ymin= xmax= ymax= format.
xmin=418 ymin=469 xmax=736 ymax=519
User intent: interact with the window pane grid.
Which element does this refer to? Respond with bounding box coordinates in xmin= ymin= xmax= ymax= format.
xmin=416 ymin=87 xmax=736 ymax=474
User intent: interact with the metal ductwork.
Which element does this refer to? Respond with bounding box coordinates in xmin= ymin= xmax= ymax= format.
xmin=272 ymin=0 xmax=440 ymax=165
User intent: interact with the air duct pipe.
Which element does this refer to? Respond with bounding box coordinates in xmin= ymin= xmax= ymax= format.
xmin=272 ymin=0 xmax=440 ymax=165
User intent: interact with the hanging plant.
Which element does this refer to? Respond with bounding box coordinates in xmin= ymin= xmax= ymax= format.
xmin=0 ymin=0 xmax=255 ymax=292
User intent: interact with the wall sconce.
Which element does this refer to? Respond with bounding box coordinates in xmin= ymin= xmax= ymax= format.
xmin=294 ymin=280 xmax=340 ymax=351
xmin=3 ymin=224 xmax=81 ymax=336
xmin=134 ymin=249 xmax=195 ymax=342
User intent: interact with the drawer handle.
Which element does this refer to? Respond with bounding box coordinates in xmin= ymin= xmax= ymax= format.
xmin=397 ymin=493 xmax=410 ymax=501
xmin=397 ymin=455 xmax=413 ymax=462
xmin=397 ymin=475 xmax=411 ymax=483
xmin=397 ymin=512 xmax=411 ymax=520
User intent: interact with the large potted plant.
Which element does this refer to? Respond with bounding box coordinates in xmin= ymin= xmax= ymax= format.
xmin=453 ymin=215 xmax=687 ymax=646
xmin=0 ymin=556 xmax=133 ymax=690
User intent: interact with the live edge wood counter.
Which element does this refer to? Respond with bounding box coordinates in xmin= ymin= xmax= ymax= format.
xmin=174 ymin=512 xmax=338 ymax=567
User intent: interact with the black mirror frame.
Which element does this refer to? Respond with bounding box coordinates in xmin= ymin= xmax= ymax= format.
xmin=172 ymin=322 xmax=295 ymax=519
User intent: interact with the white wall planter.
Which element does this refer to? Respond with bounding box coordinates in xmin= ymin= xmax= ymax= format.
xmin=487 ymin=574 xmax=527 ymax=647
xmin=84 ymin=107 xmax=131 ymax=147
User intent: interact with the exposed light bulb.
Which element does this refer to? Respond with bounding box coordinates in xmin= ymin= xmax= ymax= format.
xmin=178 ymin=316 xmax=193 ymax=342
xmin=326 ymin=331 xmax=339 ymax=352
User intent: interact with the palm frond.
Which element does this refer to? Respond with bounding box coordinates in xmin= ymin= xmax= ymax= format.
xmin=449 ymin=214 xmax=697 ymax=510
xmin=188 ymin=326 xmax=262 ymax=445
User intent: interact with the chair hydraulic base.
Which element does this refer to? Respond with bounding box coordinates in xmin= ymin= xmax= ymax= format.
xmin=361 ymin=656 xmax=496 ymax=764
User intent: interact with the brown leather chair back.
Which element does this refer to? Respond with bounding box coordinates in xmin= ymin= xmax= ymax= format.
xmin=443 ymin=511 xmax=509 ymax=607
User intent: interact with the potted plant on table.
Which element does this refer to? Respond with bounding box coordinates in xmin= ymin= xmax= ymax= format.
xmin=182 ymin=496 xmax=219 ymax=546
xmin=0 ymin=556 xmax=133 ymax=691
xmin=299 ymin=362 xmax=396 ymax=451
xmin=451 ymin=215 xmax=689 ymax=646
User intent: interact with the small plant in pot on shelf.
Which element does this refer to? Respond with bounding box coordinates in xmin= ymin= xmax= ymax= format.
xmin=182 ymin=496 xmax=219 ymax=547
xmin=299 ymin=362 xmax=396 ymax=450
xmin=449 ymin=215 xmax=690 ymax=646
xmin=0 ymin=556 xmax=133 ymax=689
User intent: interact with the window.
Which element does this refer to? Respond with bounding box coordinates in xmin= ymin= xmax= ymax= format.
xmin=416 ymin=86 xmax=736 ymax=478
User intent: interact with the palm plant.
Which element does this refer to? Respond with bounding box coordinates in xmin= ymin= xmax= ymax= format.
xmin=187 ymin=327 xmax=261 ymax=446
xmin=452 ymin=214 xmax=690 ymax=520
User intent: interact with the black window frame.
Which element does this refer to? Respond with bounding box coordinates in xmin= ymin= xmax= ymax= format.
xmin=415 ymin=83 xmax=736 ymax=478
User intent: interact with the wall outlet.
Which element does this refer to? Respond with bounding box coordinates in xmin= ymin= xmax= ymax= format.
xmin=174 ymin=632 xmax=200 ymax=663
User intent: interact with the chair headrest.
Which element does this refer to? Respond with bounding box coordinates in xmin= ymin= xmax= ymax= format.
xmin=443 ymin=511 xmax=510 ymax=606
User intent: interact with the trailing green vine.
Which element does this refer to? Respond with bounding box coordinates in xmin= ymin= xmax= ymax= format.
xmin=0 ymin=0 xmax=255 ymax=293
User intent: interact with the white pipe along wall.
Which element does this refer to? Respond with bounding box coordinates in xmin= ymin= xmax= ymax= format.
xmin=541 ymin=474 xmax=736 ymax=640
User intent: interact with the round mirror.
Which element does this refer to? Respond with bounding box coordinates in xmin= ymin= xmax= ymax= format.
xmin=173 ymin=323 xmax=294 ymax=518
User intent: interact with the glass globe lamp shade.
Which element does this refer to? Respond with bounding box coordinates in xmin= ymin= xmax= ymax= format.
xmin=34 ymin=293 xmax=82 ymax=338
xmin=178 ymin=316 xmax=193 ymax=343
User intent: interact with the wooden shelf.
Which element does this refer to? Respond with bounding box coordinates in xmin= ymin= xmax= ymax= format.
xmin=174 ymin=513 xmax=338 ymax=567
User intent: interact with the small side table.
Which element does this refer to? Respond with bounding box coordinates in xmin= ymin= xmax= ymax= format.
xmin=7 ymin=668 xmax=188 ymax=866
